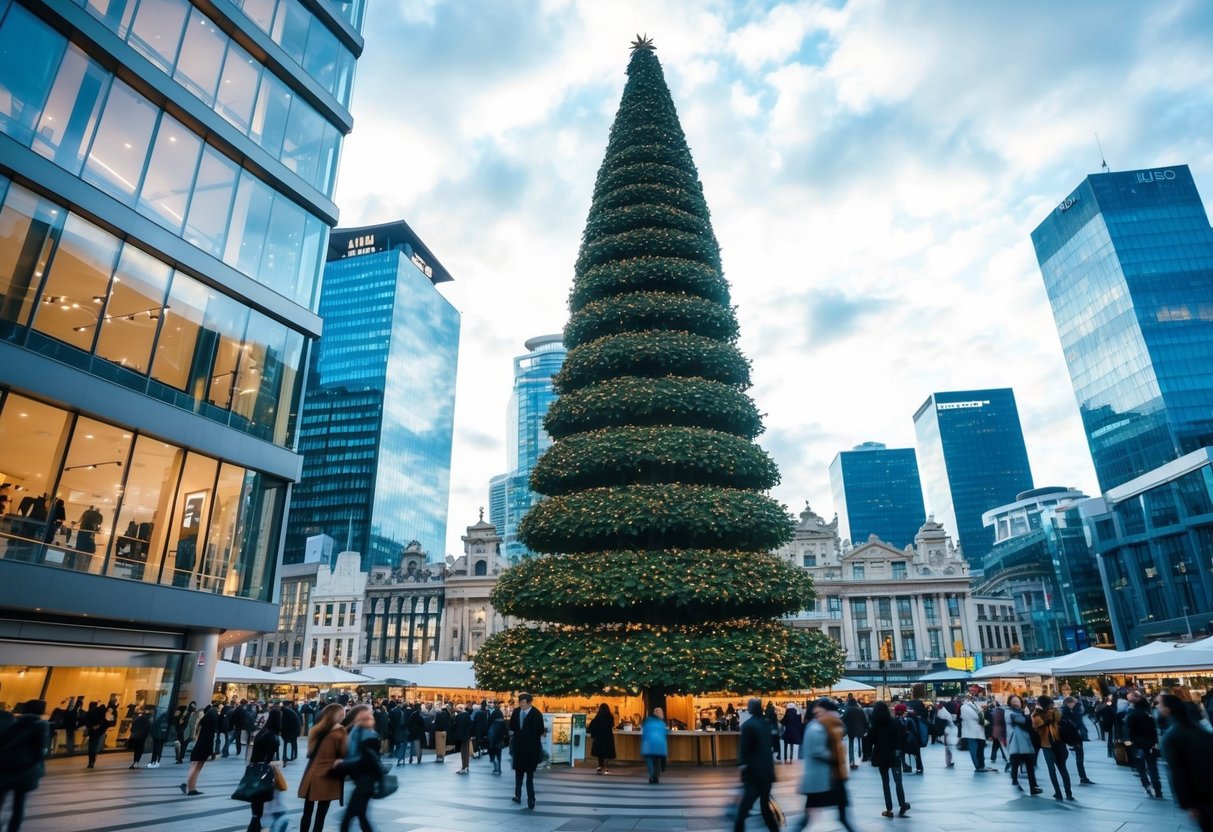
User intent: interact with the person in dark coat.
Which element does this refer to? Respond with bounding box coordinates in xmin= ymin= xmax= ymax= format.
xmin=246 ymin=707 xmax=281 ymax=832
xmin=148 ymin=707 xmax=168 ymax=768
xmin=373 ymin=705 xmax=390 ymax=755
xmin=471 ymin=703 xmax=488 ymax=758
xmin=734 ymin=698 xmax=780 ymax=832
xmin=172 ymin=705 xmax=190 ymax=764
xmin=866 ymin=702 xmax=909 ymax=818
xmin=433 ymin=704 xmax=451 ymax=763
xmin=280 ymin=703 xmax=302 ymax=763
xmin=1125 ymin=696 xmax=1163 ymax=798
xmin=486 ymin=703 xmax=507 ymax=775
xmin=1157 ymin=693 xmax=1213 ymax=831
xmin=84 ymin=702 xmax=112 ymax=769
xmin=406 ymin=705 xmax=424 ymax=764
xmin=127 ymin=706 xmax=152 ymax=769
xmin=781 ymin=703 xmax=805 ymax=763
xmin=0 ymin=700 xmax=49 ymax=832
xmin=764 ymin=702 xmax=781 ymax=759
xmin=508 ymin=693 xmax=546 ymax=809
xmin=390 ymin=704 xmax=409 ymax=766
xmin=452 ymin=704 xmax=473 ymax=774
xmin=588 ymin=703 xmax=617 ymax=773
xmin=180 ymin=704 xmax=217 ymax=795
xmin=332 ymin=705 xmax=379 ymax=832
xmin=842 ymin=699 xmax=868 ymax=769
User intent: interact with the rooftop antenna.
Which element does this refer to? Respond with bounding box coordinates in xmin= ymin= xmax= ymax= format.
xmin=346 ymin=515 xmax=354 ymax=551
xmin=1095 ymin=132 xmax=1110 ymax=173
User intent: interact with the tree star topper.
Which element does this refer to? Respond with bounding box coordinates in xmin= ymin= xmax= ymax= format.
xmin=630 ymin=33 xmax=656 ymax=52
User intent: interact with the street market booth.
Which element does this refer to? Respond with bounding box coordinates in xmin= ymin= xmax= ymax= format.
xmin=213 ymin=660 xmax=295 ymax=701
xmin=1063 ymin=642 xmax=1213 ymax=691
xmin=268 ymin=663 xmax=381 ymax=701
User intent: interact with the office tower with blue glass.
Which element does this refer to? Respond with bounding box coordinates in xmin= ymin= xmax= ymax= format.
xmin=285 ymin=221 xmax=460 ymax=569
xmin=1032 ymin=165 xmax=1213 ymax=493
xmin=0 ymin=0 xmax=364 ymax=716
xmin=1033 ymin=165 xmax=1213 ymax=646
xmin=829 ymin=442 xmax=926 ymax=549
xmin=488 ymin=334 xmax=566 ymax=562
xmin=913 ymin=389 xmax=1035 ymax=567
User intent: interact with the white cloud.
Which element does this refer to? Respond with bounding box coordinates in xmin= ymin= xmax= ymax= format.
xmin=334 ymin=0 xmax=1213 ymax=556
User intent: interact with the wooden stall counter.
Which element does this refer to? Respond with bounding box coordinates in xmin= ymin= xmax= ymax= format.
xmin=611 ymin=730 xmax=739 ymax=766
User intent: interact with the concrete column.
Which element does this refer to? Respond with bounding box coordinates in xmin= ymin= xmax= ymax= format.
xmin=184 ymin=630 xmax=220 ymax=706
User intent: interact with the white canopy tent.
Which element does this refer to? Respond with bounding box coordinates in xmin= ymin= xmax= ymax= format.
xmin=214 ymin=660 xmax=283 ymax=683
xmin=1065 ymin=644 xmax=1213 ymax=675
xmin=1183 ymin=636 xmax=1213 ymax=650
xmin=815 ymin=678 xmax=876 ymax=694
xmin=1010 ymin=646 xmax=1118 ymax=676
xmin=357 ymin=661 xmax=478 ymax=689
xmin=272 ymin=664 xmax=380 ymax=685
xmin=969 ymin=659 xmax=1033 ymax=680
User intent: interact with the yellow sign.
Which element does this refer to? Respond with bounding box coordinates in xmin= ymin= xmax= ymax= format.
xmin=946 ymin=657 xmax=976 ymax=671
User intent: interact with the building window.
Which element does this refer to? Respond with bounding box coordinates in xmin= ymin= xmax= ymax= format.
xmin=856 ymin=631 xmax=871 ymax=661
xmin=324 ymin=603 xmax=333 ymax=627
xmin=977 ymin=603 xmax=986 ymax=620
xmin=313 ymin=604 xmax=321 ymax=625
xmin=891 ymin=562 xmax=907 ymax=580
xmin=827 ymin=596 xmax=842 ymax=619
xmin=928 ymin=629 xmax=943 ymax=659
xmin=877 ymin=598 xmax=892 ymax=628
xmin=349 ymin=602 xmax=357 ymax=627
xmin=896 ymin=597 xmax=913 ymax=627
xmin=923 ymin=596 xmax=939 ymax=626
xmin=851 ymin=564 xmax=865 ymax=580
xmin=802 ymin=553 xmax=816 ymax=567
xmin=850 ymin=599 xmax=868 ymax=628
xmin=828 ymin=626 xmax=842 ymax=645
xmin=900 ymin=631 xmax=917 ymax=661
xmin=946 ymin=595 xmax=960 ymax=619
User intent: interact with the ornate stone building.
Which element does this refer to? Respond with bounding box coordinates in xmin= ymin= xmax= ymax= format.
xmin=361 ymin=540 xmax=445 ymax=664
xmin=776 ymin=504 xmax=1023 ymax=686
xmin=304 ymin=550 xmax=367 ymax=668
xmin=440 ymin=512 xmax=513 ymax=660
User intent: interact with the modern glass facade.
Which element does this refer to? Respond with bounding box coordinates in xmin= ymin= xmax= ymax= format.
xmin=978 ymin=487 xmax=1109 ymax=655
xmin=828 ymin=442 xmax=926 ymax=549
xmin=1032 ymin=166 xmax=1213 ymax=492
xmin=285 ymin=221 xmax=460 ymax=569
xmin=0 ymin=0 xmax=363 ymax=730
xmin=489 ymin=334 xmax=566 ymax=562
xmin=1081 ymin=449 xmax=1213 ymax=647
xmin=913 ymin=389 xmax=1035 ymax=568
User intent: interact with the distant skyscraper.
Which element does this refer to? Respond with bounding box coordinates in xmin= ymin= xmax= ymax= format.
xmin=829 ymin=442 xmax=926 ymax=549
xmin=489 ymin=334 xmax=566 ymax=561
xmin=913 ymin=389 xmax=1035 ymax=566
xmin=1031 ymin=165 xmax=1213 ymax=492
xmin=286 ymin=221 xmax=460 ymax=568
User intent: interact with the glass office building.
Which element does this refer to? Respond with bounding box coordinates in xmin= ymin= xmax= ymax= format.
xmin=488 ymin=334 xmax=565 ymax=562
xmin=285 ymin=221 xmax=460 ymax=569
xmin=978 ymin=487 xmax=1110 ymax=655
xmin=0 ymin=0 xmax=362 ymax=743
xmin=913 ymin=389 xmax=1035 ymax=568
xmin=828 ymin=442 xmax=926 ymax=549
xmin=1032 ymin=166 xmax=1213 ymax=492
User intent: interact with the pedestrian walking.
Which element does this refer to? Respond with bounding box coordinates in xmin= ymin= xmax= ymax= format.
xmin=782 ymin=703 xmax=805 ymax=763
xmin=988 ymin=701 xmax=1007 ymax=767
xmin=486 ymin=703 xmax=507 ymax=775
xmin=959 ymin=695 xmax=991 ymax=771
xmin=299 ymin=703 xmax=348 ymax=832
xmin=734 ymin=698 xmax=780 ymax=832
xmin=406 ymin=704 xmax=424 ymax=764
xmin=842 ymin=698 xmax=868 ymax=769
xmin=1032 ymin=695 xmax=1074 ymax=801
xmin=765 ymin=702 xmax=782 ymax=761
xmin=0 ymin=700 xmax=49 ymax=832
xmin=471 ymin=703 xmax=487 ymax=759
xmin=1060 ymin=696 xmax=1094 ymax=785
xmin=148 ymin=706 xmax=167 ymax=768
xmin=432 ymin=703 xmax=450 ymax=764
xmin=893 ymin=704 xmax=922 ymax=774
xmin=1125 ymin=695 xmax=1163 ymax=799
xmin=128 ymin=706 xmax=152 ymax=769
xmin=179 ymin=703 xmax=217 ymax=796
xmin=1004 ymin=694 xmax=1041 ymax=794
xmin=934 ymin=702 xmax=957 ymax=768
xmin=280 ymin=703 xmax=301 ymax=763
xmin=508 ymin=693 xmax=545 ymax=809
xmin=83 ymin=702 xmax=112 ymax=769
xmin=797 ymin=699 xmax=857 ymax=832
xmin=1157 ymin=693 xmax=1213 ymax=832
xmin=588 ymin=703 xmax=617 ymax=774
xmin=332 ymin=704 xmax=380 ymax=832
xmin=246 ymin=708 xmax=282 ymax=832
xmin=867 ymin=702 xmax=910 ymax=818
xmin=641 ymin=708 xmax=669 ymax=784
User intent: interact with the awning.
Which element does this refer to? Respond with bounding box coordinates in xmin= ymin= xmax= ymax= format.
xmin=819 ymin=678 xmax=876 ymax=693
xmin=214 ymin=660 xmax=284 ymax=683
xmin=272 ymin=664 xmax=380 ymax=685
xmin=1065 ymin=643 xmax=1213 ymax=674
xmin=357 ymin=661 xmax=478 ymax=689
xmin=918 ymin=668 xmax=973 ymax=683
xmin=969 ymin=659 xmax=1035 ymax=680
xmin=1010 ymin=646 xmax=1117 ymax=676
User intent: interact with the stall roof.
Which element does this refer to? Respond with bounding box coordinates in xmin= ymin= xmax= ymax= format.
xmin=1065 ymin=643 xmax=1213 ymax=674
xmin=1011 ymin=646 xmax=1117 ymax=676
xmin=918 ymin=668 xmax=973 ymax=683
xmin=358 ymin=661 xmax=478 ymax=689
xmin=969 ymin=659 xmax=1033 ymax=680
xmin=818 ymin=678 xmax=876 ymax=693
xmin=214 ymin=660 xmax=283 ymax=683
xmin=273 ymin=664 xmax=380 ymax=685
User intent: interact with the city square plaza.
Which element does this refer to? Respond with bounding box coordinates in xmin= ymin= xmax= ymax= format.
xmin=18 ymin=726 xmax=1192 ymax=832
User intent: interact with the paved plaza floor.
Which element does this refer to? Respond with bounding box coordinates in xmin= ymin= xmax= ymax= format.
xmin=16 ymin=738 xmax=1195 ymax=832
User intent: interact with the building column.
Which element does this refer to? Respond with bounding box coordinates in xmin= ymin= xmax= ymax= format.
xmin=184 ymin=630 xmax=219 ymax=706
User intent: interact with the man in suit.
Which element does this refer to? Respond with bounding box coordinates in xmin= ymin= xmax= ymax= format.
xmin=508 ymin=693 xmax=546 ymax=809
xmin=734 ymin=698 xmax=780 ymax=832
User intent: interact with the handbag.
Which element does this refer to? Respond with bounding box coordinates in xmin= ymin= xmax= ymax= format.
xmin=766 ymin=795 xmax=785 ymax=827
xmin=231 ymin=762 xmax=275 ymax=803
xmin=372 ymin=762 xmax=398 ymax=800
xmin=957 ymin=737 xmax=969 ymax=751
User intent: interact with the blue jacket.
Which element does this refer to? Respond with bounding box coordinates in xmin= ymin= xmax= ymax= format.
xmin=640 ymin=716 xmax=668 ymax=757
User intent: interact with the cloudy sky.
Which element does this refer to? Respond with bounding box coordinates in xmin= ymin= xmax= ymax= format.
xmin=333 ymin=0 xmax=1213 ymax=557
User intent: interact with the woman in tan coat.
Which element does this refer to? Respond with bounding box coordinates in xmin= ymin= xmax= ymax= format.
xmin=298 ymin=703 xmax=348 ymax=832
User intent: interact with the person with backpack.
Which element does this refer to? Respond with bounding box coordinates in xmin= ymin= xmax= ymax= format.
xmin=1060 ymin=696 xmax=1094 ymax=785
xmin=1032 ymin=695 xmax=1074 ymax=801
xmin=0 ymin=701 xmax=49 ymax=832
xmin=1005 ymin=695 xmax=1041 ymax=794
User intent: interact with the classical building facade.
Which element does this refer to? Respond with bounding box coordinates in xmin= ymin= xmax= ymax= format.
xmin=777 ymin=505 xmax=1022 ymax=686
xmin=440 ymin=513 xmax=512 ymax=660
xmin=361 ymin=540 xmax=445 ymax=664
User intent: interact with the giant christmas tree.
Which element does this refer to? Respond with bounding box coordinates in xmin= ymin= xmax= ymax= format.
xmin=473 ymin=37 xmax=843 ymax=704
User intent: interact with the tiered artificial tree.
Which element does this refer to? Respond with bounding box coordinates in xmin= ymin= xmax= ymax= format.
xmin=473 ymin=37 xmax=843 ymax=708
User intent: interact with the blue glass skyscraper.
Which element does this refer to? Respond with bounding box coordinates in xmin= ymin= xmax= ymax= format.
xmin=913 ymin=389 xmax=1035 ymax=567
xmin=286 ymin=221 xmax=460 ymax=568
xmin=1031 ymin=165 xmax=1213 ymax=492
xmin=828 ymin=442 xmax=926 ymax=549
xmin=489 ymin=334 xmax=566 ymax=562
